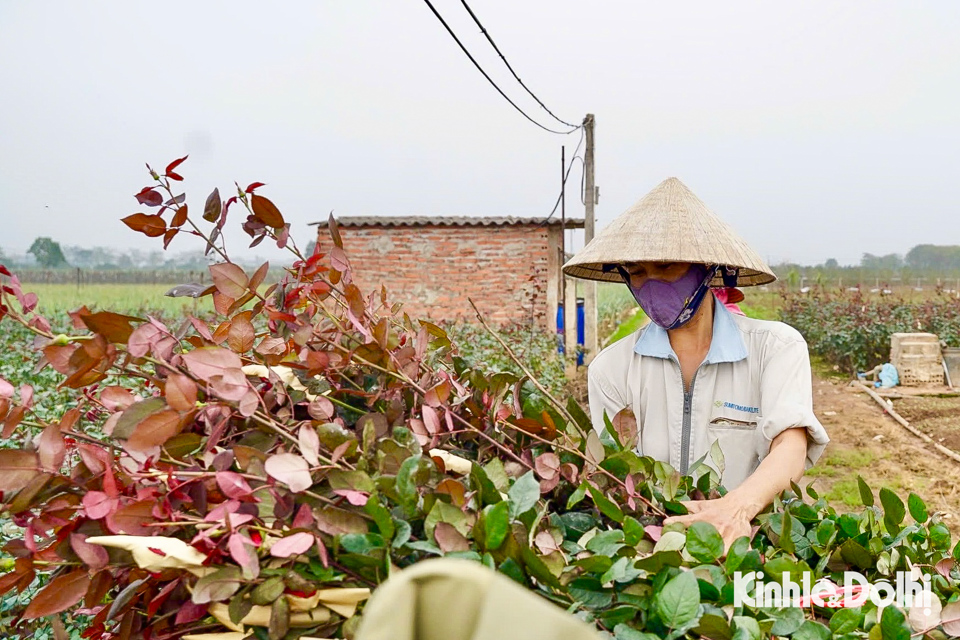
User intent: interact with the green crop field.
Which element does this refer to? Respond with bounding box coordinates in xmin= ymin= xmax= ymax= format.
xmin=22 ymin=284 xmax=214 ymax=316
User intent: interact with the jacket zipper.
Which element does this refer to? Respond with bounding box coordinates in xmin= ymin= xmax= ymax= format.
xmin=679 ymin=363 xmax=704 ymax=475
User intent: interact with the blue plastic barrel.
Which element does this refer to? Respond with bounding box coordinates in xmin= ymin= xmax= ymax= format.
xmin=556 ymin=298 xmax=585 ymax=365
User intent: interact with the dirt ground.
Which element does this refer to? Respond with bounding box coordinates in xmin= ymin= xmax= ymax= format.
xmin=807 ymin=375 xmax=960 ymax=532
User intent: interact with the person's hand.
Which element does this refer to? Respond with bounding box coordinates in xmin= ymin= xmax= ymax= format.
xmin=662 ymin=493 xmax=758 ymax=553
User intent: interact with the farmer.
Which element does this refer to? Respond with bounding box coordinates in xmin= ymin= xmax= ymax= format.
xmin=562 ymin=177 xmax=829 ymax=549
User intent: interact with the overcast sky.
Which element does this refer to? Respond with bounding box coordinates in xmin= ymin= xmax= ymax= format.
xmin=2 ymin=1 xmax=958 ymax=267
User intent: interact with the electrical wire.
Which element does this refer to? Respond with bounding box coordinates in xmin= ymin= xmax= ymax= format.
xmin=538 ymin=156 xmax=582 ymax=228
xmin=538 ymin=128 xmax=586 ymax=228
xmin=458 ymin=0 xmax=579 ymax=130
xmin=421 ymin=0 xmax=579 ymax=135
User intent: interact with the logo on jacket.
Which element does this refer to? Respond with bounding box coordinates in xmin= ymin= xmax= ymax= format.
xmin=714 ymin=400 xmax=760 ymax=414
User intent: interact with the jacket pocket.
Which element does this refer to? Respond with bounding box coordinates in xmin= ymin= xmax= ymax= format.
xmin=708 ymin=416 xmax=759 ymax=430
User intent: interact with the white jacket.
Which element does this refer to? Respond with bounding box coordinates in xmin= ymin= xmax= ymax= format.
xmin=587 ymin=300 xmax=829 ymax=490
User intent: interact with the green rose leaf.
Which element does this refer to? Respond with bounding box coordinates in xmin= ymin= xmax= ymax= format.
xmin=396 ymin=454 xmax=421 ymax=515
xmin=601 ymin=556 xmax=643 ymax=584
xmin=655 ymin=570 xmax=701 ymax=629
xmin=857 ymin=476 xmax=874 ymax=506
xmin=779 ymin=509 xmax=796 ymax=554
xmin=907 ymin=492 xmax=928 ymax=523
xmin=623 ymin=516 xmax=644 ymax=546
xmin=586 ymin=529 xmax=626 ymax=557
xmin=815 ymin=519 xmax=836 ymax=547
xmin=829 ymin=607 xmax=863 ymax=634
xmin=793 ymin=620 xmax=831 ymax=640
xmin=470 ymin=462 xmax=503 ymax=506
xmin=686 ymin=521 xmax=724 ymax=563
xmin=567 ymin=481 xmax=588 ymax=509
xmin=929 ymin=523 xmax=952 ymax=550
xmin=769 ymin=606 xmax=804 ymax=635
xmin=725 ymin=537 xmax=751 ymax=574
xmin=587 ymin=483 xmax=624 ymax=523
xmin=879 ymin=604 xmax=911 ymax=640
xmin=840 ymin=539 xmax=875 ymax=570
xmin=364 ymin=495 xmax=395 ymax=541
xmin=340 ymin=533 xmax=385 ymax=555
xmin=613 ymin=624 xmax=660 ymax=640
xmin=508 ymin=471 xmax=540 ymax=518
xmin=483 ymin=501 xmax=510 ymax=551
xmin=635 ymin=550 xmax=683 ymax=573
xmin=880 ymin=487 xmax=905 ymax=532
xmin=731 ymin=615 xmax=760 ymax=640
xmin=694 ymin=613 xmax=733 ymax=640
xmin=391 ymin=519 xmax=412 ymax=549
xmin=520 ymin=546 xmax=562 ymax=588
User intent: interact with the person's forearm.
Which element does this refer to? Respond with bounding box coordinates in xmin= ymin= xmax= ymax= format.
xmin=723 ymin=427 xmax=809 ymax=520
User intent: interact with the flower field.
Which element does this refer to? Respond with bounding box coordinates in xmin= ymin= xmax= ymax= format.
xmin=2 ymin=162 xmax=960 ymax=639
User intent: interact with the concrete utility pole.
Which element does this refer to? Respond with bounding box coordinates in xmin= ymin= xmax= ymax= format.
xmin=582 ymin=114 xmax=599 ymax=365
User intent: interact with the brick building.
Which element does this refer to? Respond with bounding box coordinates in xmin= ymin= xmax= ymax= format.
xmin=311 ymin=216 xmax=584 ymax=328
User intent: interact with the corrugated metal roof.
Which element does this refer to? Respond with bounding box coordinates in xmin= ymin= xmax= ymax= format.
xmin=309 ymin=216 xmax=585 ymax=229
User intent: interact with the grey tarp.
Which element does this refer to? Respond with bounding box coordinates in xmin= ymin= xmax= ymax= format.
xmin=355 ymin=559 xmax=602 ymax=640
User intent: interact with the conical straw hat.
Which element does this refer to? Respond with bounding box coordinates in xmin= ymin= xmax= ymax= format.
xmin=562 ymin=177 xmax=776 ymax=286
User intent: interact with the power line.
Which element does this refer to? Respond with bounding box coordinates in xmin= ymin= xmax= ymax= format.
xmin=458 ymin=0 xmax=578 ymax=130
xmin=540 ymin=156 xmax=583 ymax=227
xmin=421 ymin=0 xmax=579 ymax=135
xmin=539 ymin=129 xmax=586 ymax=228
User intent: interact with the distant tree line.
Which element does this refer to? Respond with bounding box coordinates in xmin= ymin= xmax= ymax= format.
xmin=1 ymin=237 xmax=268 ymax=270
xmin=772 ymin=245 xmax=960 ymax=289
xmin=5 ymin=237 xmax=960 ymax=288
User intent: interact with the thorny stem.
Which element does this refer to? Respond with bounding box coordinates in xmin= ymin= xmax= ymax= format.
xmin=20 ymin=420 xmax=110 ymax=449
xmin=310 ymin=329 xmax=536 ymax=473
xmin=497 ymin=418 xmax=665 ymax=517
xmin=136 ymin=469 xmax=347 ymax=509
xmin=150 ymin=171 xmax=231 ymax=264
xmin=468 ymin=298 xmax=582 ymax=435
xmin=317 ymin=306 xmax=545 ymax=473
xmin=323 ymin=292 xmax=660 ymax=514
xmin=329 ymin=560 xmax=377 ymax=589
xmin=152 ymin=177 xmax=279 ymax=307
xmin=463 ymin=299 xmax=665 ymax=514
xmin=236 ymin=189 xmax=306 ymax=263
xmin=322 ymin=390 xmax=367 ymax=415
xmin=66 ymin=429 xmax=118 ymax=449
xmin=0 ymin=301 xmax=54 ymax=340
xmin=249 ymin=411 xmax=300 ymax=446
xmin=308 ymin=314 xmax=536 ymax=473
xmin=249 ymin=410 xmax=356 ymax=471
xmin=448 ymin=412 xmax=532 ymax=471
xmin=316 ymin=329 xmax=427 ymax=395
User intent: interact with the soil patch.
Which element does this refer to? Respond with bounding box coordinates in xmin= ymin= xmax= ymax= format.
xmin=809 ymin=376 xmax=960 ymax=533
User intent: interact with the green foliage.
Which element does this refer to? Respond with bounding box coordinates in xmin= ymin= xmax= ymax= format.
xmin=0 ymin=314 xmax=78 ymax=427
xmin=444 ymin=320 xmax=567 ymax=395
xmin=27 ymin=237 xmax=69 ymax=268
xmin=905 ymin=244 xmax=960 ymax=271
xmin=605 ymin=308 xmax=647 ymax=346
xmin=24 ymin=284 xmax=215 ymax=315
xmin=779 ymin=289 xmax=960 ymax=371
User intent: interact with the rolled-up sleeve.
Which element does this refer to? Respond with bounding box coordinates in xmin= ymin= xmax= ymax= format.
xmin=587 ymin=362 xmax=629 ymax=438
xmin=757 ymin=335 xmax=830 ymax=468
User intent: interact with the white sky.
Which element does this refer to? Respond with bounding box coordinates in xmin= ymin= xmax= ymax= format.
xmin=1 ymin=1 xmax=959 ymax=266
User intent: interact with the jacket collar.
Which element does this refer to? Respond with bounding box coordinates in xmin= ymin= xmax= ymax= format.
xmin=633 ymin=295 xmax=748 ymax=364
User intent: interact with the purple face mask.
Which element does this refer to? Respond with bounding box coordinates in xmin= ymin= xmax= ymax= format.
xmin=620 ymin=264 xmax=716 ymax=329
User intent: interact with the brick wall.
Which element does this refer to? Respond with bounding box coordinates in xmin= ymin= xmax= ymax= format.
xmin=316 ymin=224 xmax=554 ymax=327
